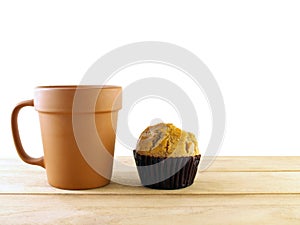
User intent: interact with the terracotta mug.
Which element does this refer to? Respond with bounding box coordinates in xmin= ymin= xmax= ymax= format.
xmin=11 ymin=85 xmax=122 ymax=190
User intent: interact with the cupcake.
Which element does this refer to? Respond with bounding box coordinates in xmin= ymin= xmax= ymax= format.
xmin=133 ymin=123 xmax=201 ymax=189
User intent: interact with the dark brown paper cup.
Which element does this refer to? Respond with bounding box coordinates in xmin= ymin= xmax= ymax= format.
xmin=134 ymin=150 xmax=200 ymax=189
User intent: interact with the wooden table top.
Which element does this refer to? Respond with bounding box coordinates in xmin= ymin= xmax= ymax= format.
xmin=1 ymin=156 xmax=300 ymax=224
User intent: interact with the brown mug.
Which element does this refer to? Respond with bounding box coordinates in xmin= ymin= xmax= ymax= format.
xmin=11 ymin=85 xmax=122 ymax=190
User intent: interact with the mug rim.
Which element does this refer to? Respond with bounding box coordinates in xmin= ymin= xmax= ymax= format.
xmin=35 ymin=85 xmax=121 ymax=90
xmin=34 ymin=85 xmax=122 ymax=113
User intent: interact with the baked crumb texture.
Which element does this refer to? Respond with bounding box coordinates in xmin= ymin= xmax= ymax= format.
xmin=136 ymin=123 xmax=200 ymax=157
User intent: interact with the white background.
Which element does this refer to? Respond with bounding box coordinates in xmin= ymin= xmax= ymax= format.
xmin=1 ymin=0 xmax=300 ymax=158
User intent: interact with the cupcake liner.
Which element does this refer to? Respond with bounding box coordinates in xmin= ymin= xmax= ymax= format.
xmin=133 ymin=150 xmax=201 ymax=189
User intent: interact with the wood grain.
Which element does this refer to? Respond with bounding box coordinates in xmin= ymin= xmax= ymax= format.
xmin=1 ymin=195 xmax=300 ymax=225
xmin=1 ymin=157 xmax=300 ymax=224
xmin=114 ymin=156 xmax=300 ymax=172
xmin=1 ymin=165 xmax=300 ymax=195
xmin=3 ymin=156 xmax=300 ymax=172
xmin=204 ymin=156 xmax=300 ymax=172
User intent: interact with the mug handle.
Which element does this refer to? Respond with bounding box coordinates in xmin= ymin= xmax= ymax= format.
xmin=11 ymin=100 xmax=45 ymax=168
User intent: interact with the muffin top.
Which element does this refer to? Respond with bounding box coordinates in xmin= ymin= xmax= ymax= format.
xmin=136 ymin=123 xmax=200 ymax=157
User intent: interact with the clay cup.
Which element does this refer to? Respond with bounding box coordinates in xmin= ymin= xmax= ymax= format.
xmin=11 ymin=85 xmax=122 ymax=190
